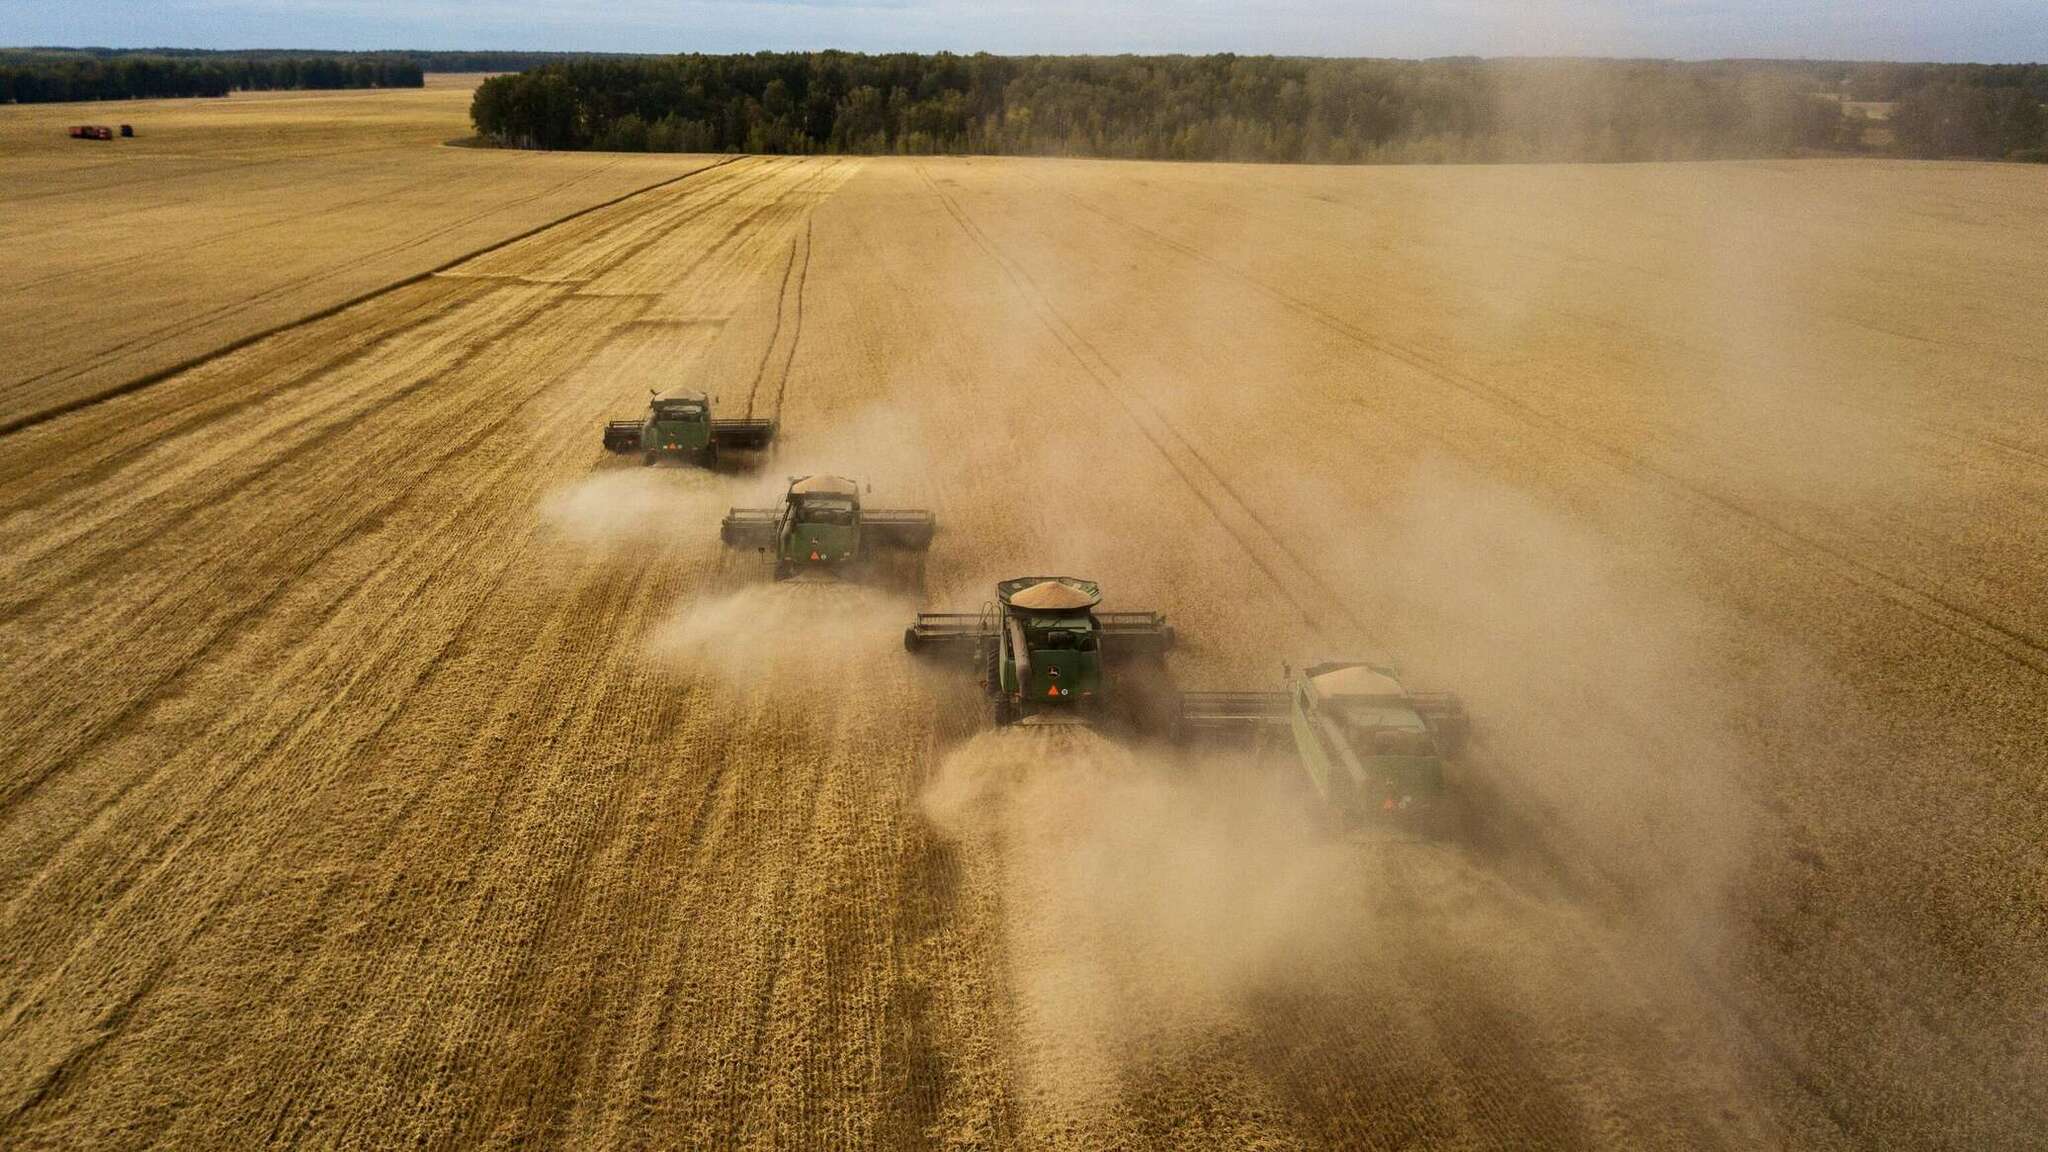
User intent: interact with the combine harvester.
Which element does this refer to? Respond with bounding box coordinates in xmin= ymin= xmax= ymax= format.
xmin=1178 ymin=660 xmax=1470 ymax=826
xmin=904 ymin=576 xmax=1176 ymax=727
xmin=720 ymin=475 xmax=935 ymax=582
xmin=601 ymin=389 xmax=774 ymax=467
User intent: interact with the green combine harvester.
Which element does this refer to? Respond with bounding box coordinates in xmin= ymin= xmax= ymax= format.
xmin=602 ymin=388 xmax=775 ymax=466
xmin=904 ymin=576 xmax=1176 ymax=726
xmin=1178 ymin=661 xmax=1470 ymax=824
xmin=720 ymin=475 xmax=936 ymax=582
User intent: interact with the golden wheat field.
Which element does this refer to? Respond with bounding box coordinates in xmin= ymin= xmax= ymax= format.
xmin=0 ymin=76 xmax=716 ymax=432
xmin=2 ymin=80 xmax=2045 ymax=1149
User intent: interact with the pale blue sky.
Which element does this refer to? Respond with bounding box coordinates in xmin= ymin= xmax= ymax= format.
xmin=2 ymin=1 xmax=2042 ymax=61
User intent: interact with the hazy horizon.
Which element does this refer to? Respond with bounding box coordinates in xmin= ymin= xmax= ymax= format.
xmin=2 ymin=1 xmax=2044 ymax=64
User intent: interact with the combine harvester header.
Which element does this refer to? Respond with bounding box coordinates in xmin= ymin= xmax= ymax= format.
xmin=906 ymin=576 xmax=1175 ymax=727
xmin=602 ymin=388 xmax=774 ymax=467
xmin=721 ymin=474 xmax=935 ymax=583
xmin=1179 ymin=660 xmax=1470 ymax=827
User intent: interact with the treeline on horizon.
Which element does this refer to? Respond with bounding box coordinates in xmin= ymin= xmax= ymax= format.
xmin=470 ymin=53 xmax=2048 ymax=164
xmin=0 ymin=48 xmax=424 ymax=103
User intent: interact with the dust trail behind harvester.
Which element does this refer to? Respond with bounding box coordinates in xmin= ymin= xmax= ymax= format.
xmin=923 ymin=725 xmax=1364 ymax=1117
xmin=537 ymin=468 xmax=733 ymax=553
xmin=536 ymin=458 xmax=920 ymax=690
xmin=648 ymin=581 xmax=914 ymax=689
xmin=1279 ymin=455 xmax=1755 ymax=953
xmin=920 ymin=716 xmax=1771 ymax=1146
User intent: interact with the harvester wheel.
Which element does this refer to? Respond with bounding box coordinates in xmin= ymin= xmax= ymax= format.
xmin=642 ymin=451 xmax=656 ymax=467
xmin=984 ymin=644 xmax=1014 ymax=726
xmin=902 ymin=627 xmax=921 ymax=653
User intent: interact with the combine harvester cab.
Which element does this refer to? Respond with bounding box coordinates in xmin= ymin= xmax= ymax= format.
xmin=904 ymin=576 xmax=1175 ymax=727
xmin=720 ymin=475 xmax=935 ymax=582
xmin=1179 ymin=660 xmax=1469 ymax=828
xmin=601 ymin=388 xmax=775 ymax=467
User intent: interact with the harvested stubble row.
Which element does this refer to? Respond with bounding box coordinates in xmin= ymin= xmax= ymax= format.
xmin=1 ymin=85 xmax=2045 ymax=1150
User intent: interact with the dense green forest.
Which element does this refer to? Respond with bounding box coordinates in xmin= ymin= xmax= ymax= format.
xmin=470 ymin=53 xmax=2048 ymax=163
xmin=32 ymin=47 xmax=624 ymax=72
xmin=1890 ymin=78 xmax=2047 ymax=160
xmin=396 ymin=50 xmax=637 ymax=73
xmin=0 ymin=49 xmax=423 ymax=103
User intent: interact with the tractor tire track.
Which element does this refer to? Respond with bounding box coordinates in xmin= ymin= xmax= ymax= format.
xmin=2 ymin=166 xmax=819 ymax=829
xmin=0 ymin=153 xmax=865 ymax=1149
xmin=7 ymin=148 xmax=2043 ymax=1151
xmin=1042 ymin=182 xmax=2048 ymax=679
xmin=10 ymin=153 xmax=630 ymax=297
xmin=741 ymin=229 xmax=802 ymax=419
xmin=0 ymin=155 xmax=748 ymax=438
xmin=769 ymin=215 xmax=816 ymax=425
xmin=915 ymin=164 xmax=1380 ymax=647
xmin=8 ymin=150 xmax=697 ymax=388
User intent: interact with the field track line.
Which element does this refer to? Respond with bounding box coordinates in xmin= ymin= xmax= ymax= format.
xmin=0 ymin=162 xmax=827 ymax=821
xmin=1260 ymin=176 xmax=2048 ymax=446
xmin=740 ymin=231 xmax=802 ymax=419
xmin=767 ymin=215 xmax=815 ymax=424
xmin=0 ymin=949 xmax=172 ymax=1132
xmin=923 ymin=169 xmax=2008 ymax=1143
xmin=0 ymin=390 xmax=581 ymax=1136
xmin=0 ymin=287 xmax=464 ymax=527
xmin=1 ymin=137 xmax=420 ymax=207
xmin=0 ymin=288 xmax=658 ymax=1129
xmin=8 ymin=154 xmax=735 ymax=404
xmin=0 ymin=293 xmax=571 ymax=822
xmin=1042 ymin=182 xmax=2048 ymax=680
xmin=10 ymin=154 xmax=759 ymax=398
xmin=10 ymin=156 xmax=630 ymax=296
xmin=5 ymin=159 xmax=801 ymax=585
xmin=0 ymin=155 xmax=746 ymax=439
xmin=724 ymin=730 xmax=829 ymax=1144
xmin=739 ymin=159 xmax=834 ymax=420
xmin=0 ymin=289 xmax=546 ymax=621
xmin=914 ymin=164 xmax=1380 ymax=648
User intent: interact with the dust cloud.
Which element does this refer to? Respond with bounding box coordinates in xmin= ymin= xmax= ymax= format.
xmin=535 ymin=467 xmax=732 ymax=551
xmin=924 ymin=725 xmax=1363 ymax=1111
xmin=1326 ymin=457 xmax=1755 ymax=951
xmin=759 ymin=399 xmax=937 ymax=501
xmin=1684 ymin=218 xmax=1932 ymax=513
xmin=647 ymin=581 xmax=913 ymax=688
xmin=532 ymin=404 xmax=941 ymax=693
